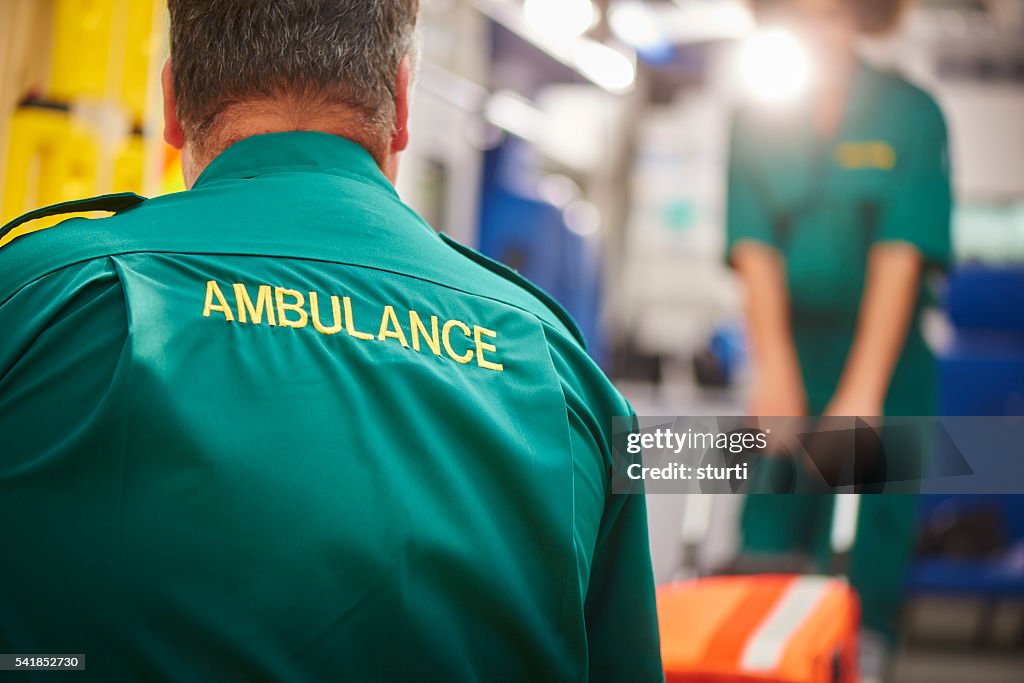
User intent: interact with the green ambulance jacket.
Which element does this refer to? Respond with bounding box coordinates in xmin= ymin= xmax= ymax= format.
xmin=0 ymin=132 xmax=662 ymax=682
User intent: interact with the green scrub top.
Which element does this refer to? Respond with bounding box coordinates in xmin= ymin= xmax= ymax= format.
xmin=0 ymin=133 xmax=662 ymax=682
xmin=726 ymin=60 xmax=952 ymax=415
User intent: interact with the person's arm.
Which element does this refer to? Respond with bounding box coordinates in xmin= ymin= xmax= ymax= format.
xmin=585 ymin=411 xmax=663 ymax=682
xmin=733 ymin=242 xmax=807 ymax=417
xmin=541 ymin=324 xmax=662 ymax=679
xmin=827 ymin=94 xmax=952 ymax=417
xmin=824 ymin=243 xmax=922 ymax=417
xmin=0 ymin=259 xmax=128 ymax=459
xmin=724 ymin=111 xmax=806 ymax=418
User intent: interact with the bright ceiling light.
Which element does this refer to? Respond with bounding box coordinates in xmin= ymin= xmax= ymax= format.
xmin=609 ymin=1 xmax=666 ymax=52
xmin=670 ymin=0 xmax=755 ymax=43
xmin=738 ymin=28 xmax=812 ymax=103
xmin=572 ymin=40 xmax=636 ymax=94
xmin=523 ymin=0 xmax=597 ymax=39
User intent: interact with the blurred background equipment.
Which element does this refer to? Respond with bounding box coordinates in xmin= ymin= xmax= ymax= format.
xmin=2 ymin=1 xmax=1023 ymax=680
xmin=658 ymin=574 xmax=861 ymax=683
xmin=902 ymin=265 xmax=1024 ymax=656
xmin=1 ymin=0 xmax=168 ymax=235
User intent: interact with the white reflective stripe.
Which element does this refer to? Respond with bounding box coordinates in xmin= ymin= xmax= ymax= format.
xmin=680 ymin=491 xmax=714 ymax=544
xmin=831 ymin=494 xmax=860 ymax=555
xmin=739 ymin=576 xmax=833 ymax=672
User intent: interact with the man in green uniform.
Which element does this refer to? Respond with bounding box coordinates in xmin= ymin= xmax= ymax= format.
xmin=727 ymin=0 xmax=951 ymax=676
xmin=0 ymin=2 xmax=662 ymax=681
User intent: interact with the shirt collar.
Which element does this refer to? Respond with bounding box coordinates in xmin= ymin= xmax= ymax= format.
xmin=192 ymin=131 xmax=397 ymax=197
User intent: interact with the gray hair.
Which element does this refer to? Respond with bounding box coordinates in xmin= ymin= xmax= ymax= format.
xmin=168 ymin=0 xmax=419 ymax=157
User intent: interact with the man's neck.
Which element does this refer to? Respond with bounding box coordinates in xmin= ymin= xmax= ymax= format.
xmin=183 ymin=100 xmax=392 ymax=188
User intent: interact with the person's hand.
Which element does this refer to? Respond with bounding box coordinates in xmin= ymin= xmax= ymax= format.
xmin=748 ymin=371 xmax=807 ymax=458
xmin=812 ymin=388 xmax=885 ymax=487
xmin=822 ymin=388 xmax=883 ymax=422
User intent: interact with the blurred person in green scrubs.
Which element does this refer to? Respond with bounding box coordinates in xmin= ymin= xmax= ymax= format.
xmin=726 ymin=0 xmax=951 ymax=677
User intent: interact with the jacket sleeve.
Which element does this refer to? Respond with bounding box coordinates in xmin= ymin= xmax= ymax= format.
xmin=0 ymin=258 xmax=129 ymax=467
xmin=876 ymin=96 xmax=952 ymax=269
xmin=584 ymin=408 xmax=664 ymax=682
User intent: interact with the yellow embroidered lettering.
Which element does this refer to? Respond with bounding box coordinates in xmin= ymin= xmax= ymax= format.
xmin=203 ymin=281 xmax=235 ymax=321
xmin=835 ymin=141 xmax=896 ymax=171
xmin=344 ymin=297 xmax=375 ymax=340
xmin=275 ymin=288 xmax=308 ymax=329
xmin=234 ymin=283 xmax=276 ymax=325
xmin=203 ymin=280 xmax=504 ymax=373
xmin=873 ymin=143 xmax=896 ymax=170
xmin=410 ymin=311 xmax=441 ymax=356
xmin=378 ymin=305 xmax=410 ymax=347
xmin=474 ymin=326 xmax=504 ymax=372
xmin=310 ymin=292 xmax=343 ymax=335
xmin=442 ymin=320 xmax=474 ymax=364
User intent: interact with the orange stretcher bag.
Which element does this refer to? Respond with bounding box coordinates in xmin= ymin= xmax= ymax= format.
xmin=657 ymin=575 xmax=859 ymax=683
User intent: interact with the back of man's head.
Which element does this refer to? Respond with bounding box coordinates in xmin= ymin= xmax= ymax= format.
xmin=167 ymin=1 xmax=419 ymax=165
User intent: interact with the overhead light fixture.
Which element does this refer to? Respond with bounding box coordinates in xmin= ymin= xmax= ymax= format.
xmin=609 ymin=1 xmax=667 ymax=52
xmin=473 ymin=0 xmax=636 ymax=95
xmin=523 ymin=0 xmax=597 ymax=39
xmin=668 ymin=0 xmax=755 ymax=43
xmin=737 ymin=28 xmax=811 ymax=103
xmin=484 ymin=90 xmax=543 ymax=141
xmin=572 ymin=40 xmax=636 ymax=94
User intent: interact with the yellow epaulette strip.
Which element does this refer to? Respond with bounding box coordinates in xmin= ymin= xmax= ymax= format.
xmin=0 ymin=192 xmax=146 ymax=250
xmin=0 ymin=211 xmax=111 ymax=249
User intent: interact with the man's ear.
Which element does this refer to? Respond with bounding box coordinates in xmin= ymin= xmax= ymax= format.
xmin=390 ymin=56 xmax=412 ymax=154
xmin=162 ymin=60 xmax=185 ymax=150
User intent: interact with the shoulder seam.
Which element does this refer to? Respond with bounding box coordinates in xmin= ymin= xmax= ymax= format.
xmin=438 ymin=233 xmax=587 ymax=349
